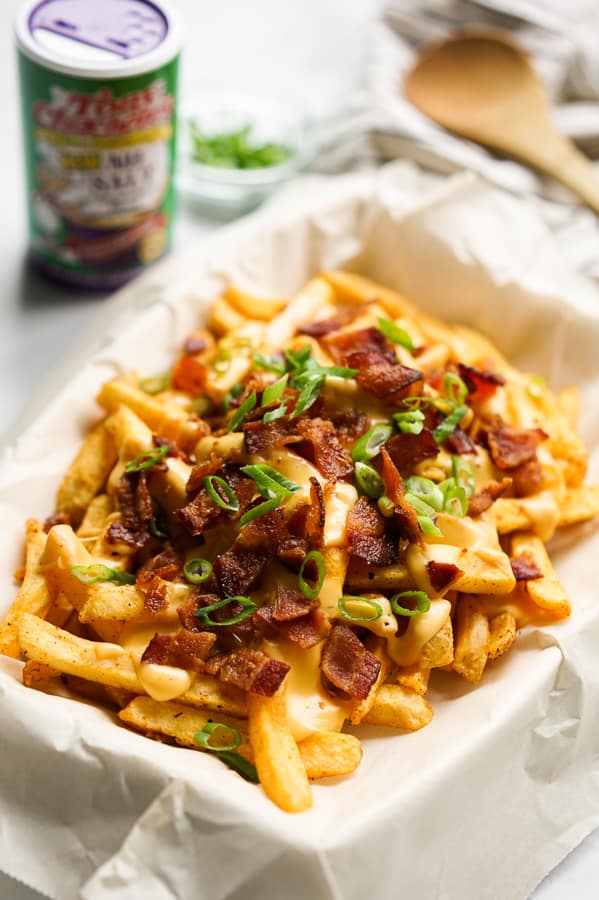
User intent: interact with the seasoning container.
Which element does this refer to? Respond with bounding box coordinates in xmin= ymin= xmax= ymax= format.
xmin=15 ymin=0 xmax=181 ymax=289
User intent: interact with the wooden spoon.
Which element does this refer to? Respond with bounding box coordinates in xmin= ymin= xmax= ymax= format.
xmin=404 ymin=29 xmax=599 ymax=214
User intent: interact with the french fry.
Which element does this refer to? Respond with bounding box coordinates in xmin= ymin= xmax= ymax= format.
xmin=396 ymin=664 xmax=431 ymax=696
xmin=183 ymin=674 xmax=248 ymax=718
xmin=0 ymin=519 xmax=49 ymax=658
xmin=77 ymin=493 xmax=112 ymax=539
xmin=262 ymin=277 xmax=334 ymax=350
xmin=97 ymin=379 xmax=201 ymax=449
xmin=322 ymin=270 xmax=415 ymax=319
xmin=555 ymin=386 xmax=579 ymax=429
xmin=345 ymin=559 xmax=410 ymax=592
xmin=208 ymin=296 xmax=247 ymax=335
xmin=363 ymin=683 xmax=433 ymax=731
xmin=56 ymin=422 xmax=116 ymax=526
xmin=298 ymin=732 xmax=362 ymax=779
xmin=224 ymin=285 xmax=287 ymax=321
xmin=22 ymin=659 xmax=60 ymax=687
xmin=558 ymin=486 xmax=599 ymax=528
xmin=510 ymin=534 xmax=571 ymax=619
xmin=488 ymin=611 xmax=517 ymax=661
xmin=490 ymin=498 xmax=531 ymax=534
xmin=348 ymin=637 xmax=391 ymax=725
xmin=248 ymin=686 xmax=312 ymax=812
xmin=420 ymin=618 xmax=454 ymax=668
xmin=452 ymin=597 xmax=490 ymax=684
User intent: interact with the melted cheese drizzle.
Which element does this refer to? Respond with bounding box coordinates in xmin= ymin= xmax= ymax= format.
xmin=119 ymin=621 xmax=193 ymax=702
xmin=386 ymin=599 xmax=451 ymax=667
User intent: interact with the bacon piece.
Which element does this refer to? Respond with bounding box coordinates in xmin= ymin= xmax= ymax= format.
xmin=256 ymin=606 xmax=329 ymax=649
xmin=323 ymin=408 xmax=370 ymax=450
xmin=115 ymin=471 xmax=152 ymax=531
xmin=177 ymin=593 xmax=221 ymax=631
xmin=458 ymin=363 xmax=505 ymax=401
xmin=346 ymin=497 xmax=396 ymax=566
xmin=141 ymin=628 xmax=216 ymax=670
xmin=511 ymin=551 xmax=543 ymax=581
xmin=176 ymin=490 xmax=220 ymax=536
xmin=137 ymin=574 xmax=168 ymax=614
xmin=153 ymin=433 xmax=198 ymax=465
xmin=446 ymin=428 xmax=477 ymax=455
xmin=379 ymin=447 xmax=421 ymax=545
xmin=271 ymin=586 xmax=317 ymax=621
xmin=171 ymin=355 xmax=208 ymax=394
xmin=299 ymin=305 xmax=368 ymax=338
xmin=320 ymin=622 xmax=381 ymax=700
xmin=426 ymin=560 xmax=462 ymax=593
xmin=213 ymin=547 xmax=269 ymax=597
xmin=243 ymin=418 xmax=299 ymax=454
xmin=43 ymin=512 xmax=71 ymax=532
xmin=325 ymin=326 xmax=395 ymax=364
xmin=186 ymin=453 xmax=223 ymax=496
xmin=468 ymin=477 xmax=512 ymax=517
xmin=183 ymin=334 xmax=209 ymax=355
xmin=206 ymin=649 xmax=289 ymax=696
xmin=347 ymin=350 xmax=423 ymax=404
xmin=105 ymin=519 xmax=147 ymax=550
xmin=295 ymin=417 xmax=353 ymax=478
xmin=511 ymin=457 xmax=545 ymax=498
xmin=384 ymin=431 xmax=438 ymax=475
xmin=487 ymin=424 xmax=547 ymax=470
xmin=288 ymin=479 xmax=326 ymax=550
xmin=276 ymin=536 xmax=310 ymax=571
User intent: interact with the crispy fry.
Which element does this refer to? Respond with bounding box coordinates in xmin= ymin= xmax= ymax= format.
xmin=322 ymin=270 xmax=415 ymax=318
xmin=396 ymin=664 xmax=431 ymax=696
xmin=510 ymin=534 xmax=571 ymax=619
xmin=488 ymin=611 xmax=517 ymax=661
xmin=208 ymin=296 xmax=248 ymax=335
xmin=298 ymin=732 xmax=362 ymax=779
xmin=420 ymin=618 xmax=454 ymax=669
xmin=224 ymin=285 xmax=287 ymax=321
xmin=262 ymin=277 xmax=334 ymax=349
xmin=97 ymin=380 xmax=201 ymax=449
xmin=558 ymin=486 xmax=599 ymax=528
xmin=0 ymin=519 xmax=49 ymax=658
xmin=452 ymin=597 xmax=490 ymax=684
xmin=345 ymin=559 xmax=410 ymax=592
xmin=22 ymin=659 xmax=60 ymax=687
xmin=248 ymin=687 xmax=312 ymax=813
xmin=76 ymin=493 xmax=112 ymax=539
xmin=363 ymin=683 xmax=433 ymax=731
xmin=56 ymin=422 xmax=116 ymax=526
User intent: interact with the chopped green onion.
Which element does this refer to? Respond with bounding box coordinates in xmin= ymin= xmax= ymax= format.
xmin=285 ymin=345 xmax=312 ymax=369
xmin=71 ymin=564 xmax=135 ymax=586
xmin=190 ymin=121 xmax=291 ymax=170
xmin=337 ymin=595 xmax=383 ymax=622
xmin=404 ymin=492 xmax=436 ymax=517
xmin=217 ymin=751 xmax=260 ymax=782
xmin=433 ymin=405 xmax=468 ymax=444
xmin=354 ymin=461 xmax=385 ymax=499
xmin=404 ymin=476 xmax=444 ymax=512
xmin=290 ymin=373 xmax=325 ymax=419
xmin=443 ymin=373 xmax=468 ymax=406
xmin=417 ymin=516 xmax=443 ymax=537
xmin=377 ymin=317 xmax=415 ymax=351
xmin=194 ymin=721 xmax=242 ymax=752
xmin=298 ymin=550 xmax=325 ymax=600
xmin=223 ymin=382 xmax=243 ymax=411
xmin=204 ymin=475 xmax=240 ymax=512
xmin=183 ymin=558 xmax=213 ymax=585
xmin=262 ymin=374 xmax=288 ymax=407
xmin=377 ymin=494 xmax=395 ymax=517
xmin=314 ymin=364 xmax=359 ymax=379
xmin=125 ymin=445 xmax=169 ymax=473
xmin=253 ymin=353 xmax=286 ymax=374
xmin=351 ymin=424 xmax=393 ymax=462
xmin=390 ymin=590 xmax=430 ymax=617
xmin=527 ymin=375 xmax=547 ymax=399
xmin=239 ymin=497 xmax=280 ymax=526
xmin=240 ymin=464 xmax=300 ymax=499
xmin=263 ymin=402 xmax=287 ymax=424
xmin=194 ymin=595 xmax=257 ymax=626
xmin=149 ymin=505 xmax=170 ymax=539
xmin=451 ymin=455 xmax=475 ymax=497
xmin=393 ymin=409 xmax=425 ymax=435
xmin=139 ymin=372 xmax=170 ymax=395
xmin=442 ymin=483 xmax=468 ymax=517
xmin=227 ymin=391 xmax=257 ymax=433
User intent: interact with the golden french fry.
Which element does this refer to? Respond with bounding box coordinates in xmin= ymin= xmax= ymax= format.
xmin=555 ymin=386 xmax=579 ymax=429
xmin=348 ymin=637 xmax=390 ymax=725
xmin=208 ymin=296 xmax=247 ymax=335
xmin=396 ymin=664 xmax=431 ymax=696
xmin=298 ymin=732 xmax=362 ymax=779
xmin=488 ymin=611 xmax=517 ymax=661
xmin=363 ymin=683 xmax=433 ymax=731
xmin=510 ymin=534 xmax=571 ymax=619
xmin=322 ymin=270 xmax=415 ymax=319
xmin=344 ymin=559 xmax=410 ymax=592
xmin=104 ymin=404 xmax=153 ymax=459
xmin=453 ymin=549 xmax=516 ymax=595
xmin=22 ymin=659 xmax=60 ymax=687
xmin=97 ymin=379 xmax=201 ymax=449
xmin=452 ymin=597 xmax=490 ymax=684
xmin=0 ymin=519 xmax=49 ymax=658
xmin=420 ymin=618 xmax=454 ymax=668
xmin=62 ymin=674 xmax=118 ymax=707
xmin=56 ymin=422 xmax=116 ymax=526
xmin=77 ymin=493 xmax=112 ymax=539
xmin=262 ymin=277 xmax=334 ymax=350
xmin=558 ymin=486 xmax=599 ymax=527
xmin=183 ymin=674 xmax=248 ymax=718
xmin=248 ymin=686 xmax=312 ymax=813
xmin=490 ymin=498 xmax=531 ymax=535
xmin=225 ymin=285 xmax=287 ymax=321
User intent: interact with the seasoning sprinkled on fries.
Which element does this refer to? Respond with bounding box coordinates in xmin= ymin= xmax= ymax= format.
xmin=2 ymin=272 xmax=598 ymax=812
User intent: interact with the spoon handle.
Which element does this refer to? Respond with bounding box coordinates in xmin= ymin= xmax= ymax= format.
xmin=528 ymin=135 xmax=599 ymax=216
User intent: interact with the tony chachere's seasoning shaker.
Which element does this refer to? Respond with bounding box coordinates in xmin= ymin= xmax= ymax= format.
xmin=15 ymin=0 xmax=181 ymax=289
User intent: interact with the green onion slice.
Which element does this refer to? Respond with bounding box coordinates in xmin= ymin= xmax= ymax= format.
xmin=194 ymin=595 xmax=257 ymax=626
xmin=194 ymin=721 xmax=242 ymax=752
xmin=223 ymin=382 xmax=243 ymax=411
xmin=253 ymin=353 xmax=287 ymax=374
xmin=442 ymin=483 xmax=468 ymax=517
xmin=337 ymin=595 xmax=383 ymax=622
xmin=377 ymin=494 xmax=395 ymax=518
xmin=404 ymin=476 xmax=444 ymax=512
xmin=393 ymin=409 xmax=425 ymax=435
xmin=285 ymin=345 xmax=312 ymax=369
xmin=433 ymin=405 xmax=468 ymax=444
xmin=183 ymin=558 xmax=213 ymax=585
xmin=298 ymin=550 xmax=325 ymax=600
xmin=354 ymin=461 xmax=385 ymax=499
xmin=417 ymin=515 xmax=443 ymax=537
xmin=204 ymin=475 xmax=240 ymax=512
xmin=139 ymin=372 xmax=170 ymax=395
xmin=377 ymin=317 xmax=415 ymax=350
xmin=290 ymin=373 xmax=325 ymax=419
xmin=263 ymin=402 xmax=287 ymax=424
xmin=125 ymin=445 xmax=169 ymax=473
xmin=443 ymin=372 xmax=468 ymax=405
xmin=390 ymin=590 xmax=431 ymax=617
xmin=240 ymin=464 xmax=300 ymax=499
xmin=239 ymin=497 xmax=280 ymax=527
xmin=262 ymin=374 xmax=288 ymax=408
xmin=71 ymin=564 xmax=135 ymax=586
xmin=227 ymin=390 xmax=257 ymax=433
xmin=451 ymin=455 xmax=476 ymax=497
xmin=217 ymin=751 xmax=260 ymax=782
xmin=351 ymin=424 xmax=393 ymax=462
xmin=404 ymin=490 xmax=437 ymax=518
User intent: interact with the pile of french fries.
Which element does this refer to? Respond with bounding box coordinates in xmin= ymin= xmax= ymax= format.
xmin=1 ymin=271 xmax=598 ymax=814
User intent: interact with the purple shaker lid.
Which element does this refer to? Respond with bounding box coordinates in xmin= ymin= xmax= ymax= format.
xmin=28 ymin=0 xmax=168 ymax=60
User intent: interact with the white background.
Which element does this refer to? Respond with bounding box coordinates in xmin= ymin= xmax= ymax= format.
xmin=1 ymin=0 xmax=598 ymax=897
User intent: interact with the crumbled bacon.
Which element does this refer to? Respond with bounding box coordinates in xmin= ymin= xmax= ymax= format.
xmin=287 ymin=479 xmax=326 ymax=550
xmin=511 ymin=552 xmax=543 ymax=581
xmin=153 ymin=434 xmax=196 ymax=465
xmin=141 ymin=628 xmax=216 ymax=669
xmin=136 ymin=574 xmax=168 ymax=614
xmin=186 ymin=453 xmax=223 ymax=495
xmin=320 ymin=622 xmax=381 ymax=700
xmin=383 ymin=431 xmax=438 ymax=475
xmin=458 ymin=363 xmax=505 ymax=401
xmin=206 ymin=649 xmax=289 ymax=696
xmin=243 ymin=417 xmax=299 ymax=454
xmin=177 ymin=593 xmax=220 ymax=631
xmin=487 ymin=423 xmax=547 ymax=470
xmin=171 ymin=355 xmax=208 ymax=394
xmin=213 ymin=547 xmax=269 ymax=597
xmin=379 ymin=447 xmax=421 ymax=545
xmin=175 ymin=490 xmax=220 ymax=536
xmin=446 ymin=428 xmax=477 ymax=455
xmin=426 ymin=560 xmax=462 ymax=593
xmin=323 ymin=408 xmax=370 ymax=450
xmin=105 ymin=519 xmax=147 ymax=550
xmin=511 ymin=457 xmax=545 ymax=498
xmin=347 ymin=351 xmax=423 ymax=403
xmin=115 ymin=471 xmax=153 ymax=531
xmin=324 ymin=326 xmax=395 ymax=365
xmin=346 ymin=496 xmax=397 ymax=566
xmin=468 ymin=477 xmax=512 ymax=517
xmin=43 ymin=512 xmax=71 ymax=532
xmin=271 ymin=585 xmax=317 ymax=621
xmin=183 ymin=333 xmax=210 ymax=355
xmin=299 ymin=304 xmax=367 ymax=337
xmin=295 ymin=417 xmax=353 ymax=478
xmin=256 ymin=606 xmax=329 ymax=649
xmin=276 ymin=535 xmax=310 ymax=570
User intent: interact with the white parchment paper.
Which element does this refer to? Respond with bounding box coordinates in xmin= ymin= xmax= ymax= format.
xmin=1 ymin=163 xmax=599 ymax=900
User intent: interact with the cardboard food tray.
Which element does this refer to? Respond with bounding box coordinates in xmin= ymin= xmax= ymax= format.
xmin=2 ymin=163 xmax=599 ymax=900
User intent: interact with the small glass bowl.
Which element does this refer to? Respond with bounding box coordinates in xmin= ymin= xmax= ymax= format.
xmin=176 ymin=93 xmax=312 ymax=218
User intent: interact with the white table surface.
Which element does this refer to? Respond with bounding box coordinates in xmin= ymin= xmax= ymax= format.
xmin=1 ymin=1 xmax=598 ymax=897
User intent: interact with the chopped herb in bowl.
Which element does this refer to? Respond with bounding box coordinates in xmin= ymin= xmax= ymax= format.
xmin=190 ymin=122 xmax=292 ymax=170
